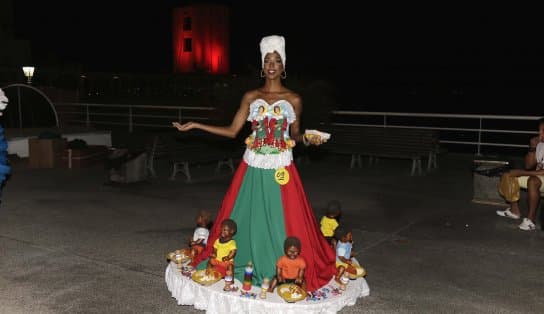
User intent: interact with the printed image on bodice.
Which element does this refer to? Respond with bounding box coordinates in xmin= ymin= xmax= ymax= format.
xmin=245 ymin=99 xmax=296 ymax=154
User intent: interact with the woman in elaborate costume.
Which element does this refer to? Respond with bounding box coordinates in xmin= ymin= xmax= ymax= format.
xmin=173 ymin=35 xmax=335 ymax=291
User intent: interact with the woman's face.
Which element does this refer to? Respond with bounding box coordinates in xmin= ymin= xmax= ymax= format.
xmin=263 ymin=52 xmax=284 ymax=79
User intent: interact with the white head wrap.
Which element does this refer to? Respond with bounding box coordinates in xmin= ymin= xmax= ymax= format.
xmin=260 ymin=35 xmax=286 ymax=68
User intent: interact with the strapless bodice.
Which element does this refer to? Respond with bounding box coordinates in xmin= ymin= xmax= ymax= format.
xmin=243 ymin=99 xmax=297 ymax=169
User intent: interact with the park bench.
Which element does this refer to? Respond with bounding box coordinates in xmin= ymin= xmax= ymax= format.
xmin=324 ymin=125 xmax=439 ymax=175
xmin=147 ymin=133 xmax=242 ymax=182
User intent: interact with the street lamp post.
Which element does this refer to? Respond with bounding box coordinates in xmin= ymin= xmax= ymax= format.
xmin=22 ymin=66 xmax=35 ymax=84
xmin=19 ymin=66 xmax=35 ymax=129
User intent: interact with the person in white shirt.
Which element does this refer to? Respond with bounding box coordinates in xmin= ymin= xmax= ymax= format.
xmin=497 ymin=118 xmax=544 ymax=231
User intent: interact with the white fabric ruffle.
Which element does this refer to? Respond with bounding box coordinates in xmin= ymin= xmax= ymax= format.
xmin=165 ymin=262 xmax=370 ymax=314
xmin=243 ymin=149 xmax=293 ymax=169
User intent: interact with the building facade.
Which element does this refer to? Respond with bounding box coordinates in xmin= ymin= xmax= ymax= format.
xmin=172 ymin=4 xmax=229 ymax=74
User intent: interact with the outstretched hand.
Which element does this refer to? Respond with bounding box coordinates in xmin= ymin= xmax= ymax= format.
xmin=172 ymin=121 xmax=198 ymax=132
xmin=304 ymin=134 xmax=326 ymax=146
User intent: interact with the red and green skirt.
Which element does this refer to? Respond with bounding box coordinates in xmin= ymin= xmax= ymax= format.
xmin=192 ymin=159 xmax=336 ymax=291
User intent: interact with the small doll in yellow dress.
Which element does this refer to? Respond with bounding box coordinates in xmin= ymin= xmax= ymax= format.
xmin=320 ymin=200 xmax=342 ymax=247
xmin=206 ymin=219 xmax=237 ymax=291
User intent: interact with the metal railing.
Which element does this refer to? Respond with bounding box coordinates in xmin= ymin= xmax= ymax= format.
xmin=331 ymin=111 xmax=540 ymax=155
xmin=52 ymin=102 xmax=540 ymax=154
xmin=55 ymin=102 xmax=216 ymax=132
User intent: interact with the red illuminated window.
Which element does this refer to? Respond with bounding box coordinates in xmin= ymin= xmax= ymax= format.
xmin=184 ymin=38 xmax=192 ymax=52
xmin=183 ymin=17 xmax=192 ymax=31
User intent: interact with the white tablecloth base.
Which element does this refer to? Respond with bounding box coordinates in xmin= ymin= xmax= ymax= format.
xmin=165 ymin=262 xmax=370 ymax=314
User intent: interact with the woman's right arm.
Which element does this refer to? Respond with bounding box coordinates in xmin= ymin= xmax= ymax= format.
xmin=172 ymin=92 xmax=254 ymax=139
xmin=525 ymin=136 xmax=540 ymax=170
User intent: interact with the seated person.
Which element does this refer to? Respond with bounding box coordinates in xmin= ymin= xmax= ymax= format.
xmin=268 ymin=236 xmax=307 ymax=292
xmin=497 ymin=117 xmax=544 ymax=231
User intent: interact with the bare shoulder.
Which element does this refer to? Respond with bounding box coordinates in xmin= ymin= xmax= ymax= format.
xmin=238 ymin=90 xmax=260 ymax=110
xmin=284 ymin=90 xmax=302 ymax=110
xmin=243 ymin=89 xmax=261 ymax=103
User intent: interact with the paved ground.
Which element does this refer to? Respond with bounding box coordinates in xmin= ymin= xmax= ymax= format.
xmin=1 ymin=153 xmax=543 ymax=313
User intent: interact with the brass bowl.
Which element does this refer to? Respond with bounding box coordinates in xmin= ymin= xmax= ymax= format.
xmin=348 ymin=265 xmax=366 ymax=280
xmin=191 ymin=269 xmax=222 ymax=286
xmin=167 ymin=249 xmax=191 ymax=264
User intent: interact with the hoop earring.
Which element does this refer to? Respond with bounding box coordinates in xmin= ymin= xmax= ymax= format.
xmin=260 ymin=70 xmax=265 ymax=78
xmin=281 ymin=71 xmax=287 ymax=79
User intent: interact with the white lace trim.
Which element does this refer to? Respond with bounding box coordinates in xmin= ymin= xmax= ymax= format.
xmin=165 ymin=262 xmax=370 ymax=314
xmin=243 ymin=149 xmax=293 ymax=169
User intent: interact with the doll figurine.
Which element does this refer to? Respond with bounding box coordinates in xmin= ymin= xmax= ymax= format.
xmin=189 ymin=210 xmax=211 ymax=258
xmin=320 ymin=200 xmax=342 ymax=248
xmin=207 ymin=219 xmax=237 ymax=291
xmin=334 ymin=227 xmax=365 ymax=290
xmin=268 ymin=237 xmax=306 ymax=292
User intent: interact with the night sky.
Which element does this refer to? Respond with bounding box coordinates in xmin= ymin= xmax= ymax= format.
xmin=11 ymin=2 xmax=544 ymax=112
xmin=15 ymin=2 xmax=539 ymax=73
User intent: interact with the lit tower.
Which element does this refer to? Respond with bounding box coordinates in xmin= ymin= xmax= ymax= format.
xmin=173 ymin=4 xmax=229 ymax=74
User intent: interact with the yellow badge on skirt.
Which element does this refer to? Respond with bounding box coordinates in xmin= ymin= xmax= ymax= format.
xmin=275 ymin=167 xmax=290 ymax=185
